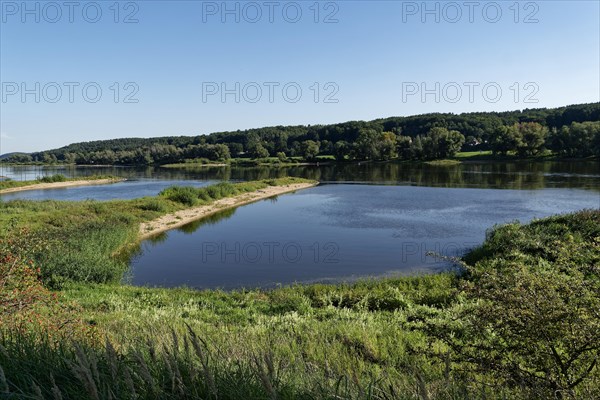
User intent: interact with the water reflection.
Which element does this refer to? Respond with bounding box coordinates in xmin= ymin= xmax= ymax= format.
xmin=128 ymin=184 xmax=600 ymax=289
xmin=2 ymin=161 xmax=599 ymax=192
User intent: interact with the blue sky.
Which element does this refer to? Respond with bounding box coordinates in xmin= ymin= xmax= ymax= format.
xmin=1 ymin=0 xmax=599 ymax=153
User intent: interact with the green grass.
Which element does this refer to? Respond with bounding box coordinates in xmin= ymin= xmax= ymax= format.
xmin=453 ymin=149 xmax=578 ymax=161
xmin=3 ymin=274 xmax=478 ymax=400
xmin=161 ymin=158 xmax=229 ymax=168
xmin=159 ymin=180 xmax=279 ymax=207
xmin=454 ymin=150 xmax=493 ymax=159
xmin=423 ymin=159 xmax=462 ymax=166
xmin=0 ymin=174 xmax=120 ymax=190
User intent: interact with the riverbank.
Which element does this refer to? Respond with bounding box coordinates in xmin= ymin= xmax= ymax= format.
xmin=0 ymin=175 xmax=124 ymax=194
xmin=139 ymin=181 xmax=316 ymax=239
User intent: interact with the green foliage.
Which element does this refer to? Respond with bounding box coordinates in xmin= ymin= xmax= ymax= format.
xmin=39 ymin=222 xmax=136 ymax=288
xmin=399 ymin=127 xmax=465 ymax=160
xmin=137 ymin=198 xmax=167 ymax=212
xmin=547 ymin=121 xmax=600 ymax=157
xmin=159 ymin=178 xmax=311 ymax=206
xmin=516 ymin=122 xmax=548 ymax=156
xmin=159 ymin=186 xmax=200 ymax=206
xmin=276 ymin=151 xmax=287 ymax=162
xmin=423 ymin=127 xmax=465 ymax=159
xmin=352 ymin=129 xmax=399 ymax=161
xmin=3 ymin=103 xmax=597 ymax=165
xmin=430 ymin=210 xmax=600 ymax=398
xmin=299 ymin=140 xmax=320 ymax=160
xmin=0 ymin=228 xmax=93 ymax=340
xmin=490 ymin=122 xmax=549 ymax=156
xmin=38 ymin=174 xmax=68 ymax=183
xmin=1 ymin=274 xmax=465 ymax=400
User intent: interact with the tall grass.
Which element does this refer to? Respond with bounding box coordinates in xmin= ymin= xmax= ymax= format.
xmin=159 ymin=178 xmax=305 ymax=206
xmin=38 ymin=174 xmax=68 ymax=183
xmin=0 ymin=274 xmax=498 ymax=400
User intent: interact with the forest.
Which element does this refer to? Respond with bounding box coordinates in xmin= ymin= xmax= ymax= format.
xmin=3 ymin=102 xmax=599 ymax=165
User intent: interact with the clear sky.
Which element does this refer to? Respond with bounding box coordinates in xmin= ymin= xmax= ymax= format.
xmin=1 ymin=0 xmax=599 ymax=153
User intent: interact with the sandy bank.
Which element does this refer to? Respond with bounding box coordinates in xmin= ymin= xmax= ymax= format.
xmin=0 ymin=178 xmax=125 ymax=194
xmin=139 ymin=182 xmax=317 ymax=239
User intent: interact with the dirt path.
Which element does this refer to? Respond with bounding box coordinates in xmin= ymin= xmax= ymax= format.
xmin=0 ymin=178 xmax=126 ymax=194
xmin=139 ymin=182 xmax=317 ymax=239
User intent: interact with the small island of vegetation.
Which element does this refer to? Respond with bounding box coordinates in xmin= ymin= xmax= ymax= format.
xmin=0 ymin=174 xmax=124 ymax=194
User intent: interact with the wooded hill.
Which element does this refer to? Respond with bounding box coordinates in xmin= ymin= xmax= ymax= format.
xmin=4 ymin=102 xmax=599 ymax=165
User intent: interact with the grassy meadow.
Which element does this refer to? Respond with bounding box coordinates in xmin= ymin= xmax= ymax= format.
xmin=0 ymin=177 xmax=598 ymax=399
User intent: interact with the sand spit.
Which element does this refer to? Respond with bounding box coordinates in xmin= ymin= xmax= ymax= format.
xmin=139 ymin=182 xmax=317 ymax=239
xmin=0 ymin=178 xmax=125 ymax=194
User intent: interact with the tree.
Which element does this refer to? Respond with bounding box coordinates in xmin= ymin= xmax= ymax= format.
xmin=419 ymin=127 xmax=465 ymax=159
xmin=546 ymin=126 xmax=570 ymax=156
xmin=410 ymin=135 xmax=425 ymax=160
xmin=6 ymin=153 xmax=33 ymax=163
xmin=273 ymin=132 xmax=289 ymax=153
xmin=333 ymin=141 xmax=350 ymax=161
xmin=353 ymin=129 xmax=381 ymax=161
xmin=212 ymin=144 xmax=231 ymax=161
xmin=42 ymin=153 xmax=57 ymax=164
xmin=276 ymin=152 xmax=287 ymax=162
xmin=461 ymin=259 xmax=600 ymax=397
xmin=396 ymin=135 xmax=412 ymax=159
xmin=353 ymin=129 xmax=400 ymax=161
xmin=490 ymin=124 xmax=520 ymax=155
xmin=227 ymin=142 xmax=244 ymax=156
xmin=248 ymin=143 xmax=269 ymax=159
xmin=516 ymin=122 xmax=548 ymax=156
xmin=9 ymin=102 xmax=599 ymax=165
xmin=300 ymin=140 xmax=320 ymax=160
xmin=434 ymin=128 xmax=464 ymax=158
xmin=548 ymin=121 xmax=600 ymax=157
xmin=377 ymin=132 xmax=398 ymax=160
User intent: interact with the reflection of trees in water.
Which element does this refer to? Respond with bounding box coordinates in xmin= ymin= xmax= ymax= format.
xmin=123 ymin=208 xmax=238 ymax=276
xmin=147 ymin=232 xmax=168 ymax=244
xmin=4 ymin=161 xmax=599 ymax=190
xmin=177 ymin=208 xmax=237 ymax=234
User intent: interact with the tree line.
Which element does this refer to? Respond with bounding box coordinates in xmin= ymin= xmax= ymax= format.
xmin=3 ymin=103 xmax=599 ymax=165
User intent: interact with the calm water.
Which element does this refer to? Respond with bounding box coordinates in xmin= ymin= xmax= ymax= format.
xmin=2 ymin=163 xmax=599 ymax=289
xmin=128 ymin=183 xmax=600 ymax=289
xmin=2 ymin=160 xmax=600 ymax=198
xmin=0 ymin=179 xmax=216 ymax=202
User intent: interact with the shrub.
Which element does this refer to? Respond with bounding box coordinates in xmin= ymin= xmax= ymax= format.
xmin=159 ymin=186 xmax=199 ymax=206
xmin=38 ymin=174 xmax=67 ymax=183
xmin=138 ymin=199 xmax=167 ymax=212
xmin=430 ymin=210 xmax=600 ymax=398
xmin=0 ymin=228 xmax=92 ymax=339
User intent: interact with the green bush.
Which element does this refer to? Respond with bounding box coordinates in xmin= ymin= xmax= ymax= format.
xmin=432 ymin=209 xmax=600 ymax=398
xmin=38 ymin=174 xmax=67 ymax=183
xmin=138 ymin=198 xmax=167 ymax=212
xmin=159 ymin=186 xmax=199 ymax=206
